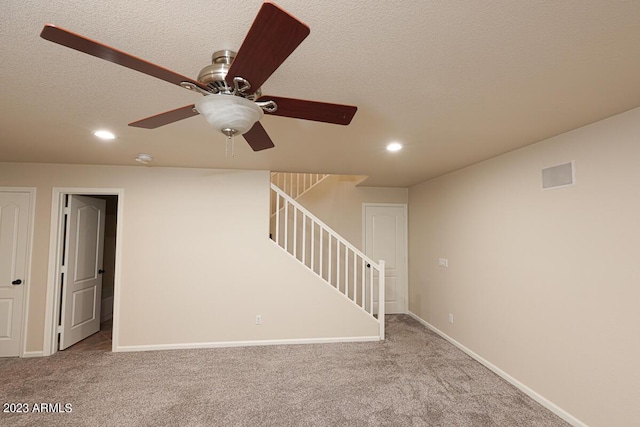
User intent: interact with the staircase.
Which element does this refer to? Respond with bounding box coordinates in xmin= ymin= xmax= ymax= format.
xmin=270 ymin=176 xmax=385 ymax=339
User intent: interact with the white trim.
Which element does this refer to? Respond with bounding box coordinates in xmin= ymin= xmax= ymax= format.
xmin=406 ymin=311 xmax=586 ymax=427
xmin=115 ymin=335 xmax=381 ymax=353
xmin=362 ymin=203 xmax=409 ymax=314
xmin=44 ymin=188 xmax=124 ymax=356
xmin=44 ymin=192 xmax=64 ymax=356
xmin=22 ymin=350 xmax=44 ymax=358
xmin=0 ymin=187 xmax=36 ymax=358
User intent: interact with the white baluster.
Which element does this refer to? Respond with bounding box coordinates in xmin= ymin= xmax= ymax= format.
xmin=336 ymin=241 xmax=340 ymax=291
xmin=344 ymin=247 xmax=349 ymax=298
xmin=328 ymin=234 xmax=332 ymax=286
xmin=293 ymin=205 xmax=298 ymax=258
xmin=353 ymin=252 xmax=357 ymax=303
xmin=361 ymin=258 xmax=365 ymax=309
xmin=302 ymin=214 xmax=306 ymax=265
xmin=319 ymin=228 xmax=324 ymax=280
xmin=310 ymin=220 xmax=315 ymax=272
xmin=284 ymin=199 xmax=289 ymax=253
xmin=275 ymin=193 xmax=281 ymax=245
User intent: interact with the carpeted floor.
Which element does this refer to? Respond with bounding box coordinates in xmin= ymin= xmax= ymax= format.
xmin=0 ymin=315 xmax=568 ymax=426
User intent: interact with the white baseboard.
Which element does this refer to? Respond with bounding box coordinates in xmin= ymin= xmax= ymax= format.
xmin=100 ymin=296 xmax=113 ymax=322
xmin=406 ymin=311 xmax=586 ymax=427
xmin=115 ymin=335 xmax=381 ymax=353
xmin=22 ymin=350 xmax=44 ymax=358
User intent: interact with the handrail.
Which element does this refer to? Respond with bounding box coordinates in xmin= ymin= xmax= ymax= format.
xmin=270 ymin=182 xmax=385 ymax=339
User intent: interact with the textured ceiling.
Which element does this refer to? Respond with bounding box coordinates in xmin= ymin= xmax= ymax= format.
xmin=2 ymin=0 xmax=640 ymax=187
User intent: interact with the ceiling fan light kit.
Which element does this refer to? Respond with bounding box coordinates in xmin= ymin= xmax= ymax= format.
xmin=195 ymin=95 xmax=264 ymax=137
xmin=40 ymin=1 xmax=357 ymax=152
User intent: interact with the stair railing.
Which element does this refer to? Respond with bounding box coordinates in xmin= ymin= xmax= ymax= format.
xmin=270 ymin=183 xmax=385 ymax=339
xmin=270 ymin=172 xmax=330 ymax=200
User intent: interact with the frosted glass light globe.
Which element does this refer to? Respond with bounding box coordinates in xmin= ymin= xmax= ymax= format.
xmin=195 ymin=94 xmax=263 ymax=135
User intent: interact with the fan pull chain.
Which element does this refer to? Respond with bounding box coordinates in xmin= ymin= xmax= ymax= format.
xmin=225 ymin=134 xmax=236 ymax=158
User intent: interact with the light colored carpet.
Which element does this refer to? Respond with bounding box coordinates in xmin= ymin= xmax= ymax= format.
xmin=0 ymin=315 xmax=568 ymax=426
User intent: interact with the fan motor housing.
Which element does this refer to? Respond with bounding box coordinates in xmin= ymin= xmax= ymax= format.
xmin=197 ymin=50 xmax=261 ymax=99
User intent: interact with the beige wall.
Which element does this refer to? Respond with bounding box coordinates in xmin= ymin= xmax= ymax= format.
xmin=0 ymin=164 xmax=378 ymax=353
xmin=296 ymin=175 xmax=408 ymax=249
xmin=408 ymin=107 xmax=640 ymax=426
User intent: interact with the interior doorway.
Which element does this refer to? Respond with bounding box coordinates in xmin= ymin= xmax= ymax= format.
xmin=45 ymin=189 xmax=122 ymax=356
xmin=363 ymin=203 xmax=408 ymax=314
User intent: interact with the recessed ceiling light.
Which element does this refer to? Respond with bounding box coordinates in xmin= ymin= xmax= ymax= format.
xmin=386 ymin=142 xmax=403 ymax=152
xmin=93 ymin=130 xmax=116 ymax=140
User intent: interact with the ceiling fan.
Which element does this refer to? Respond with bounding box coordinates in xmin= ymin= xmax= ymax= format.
xmin=40 ymin=1 xmax=357 ymax=151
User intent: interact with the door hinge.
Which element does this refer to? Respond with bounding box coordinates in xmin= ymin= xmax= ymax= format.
xmin=60 ymin=266 xmax=67 ymax=274
xmin=57 ymin=325 xmax=63 ymax=333
xmin=64 ymin=207 xmax=70 ymax=215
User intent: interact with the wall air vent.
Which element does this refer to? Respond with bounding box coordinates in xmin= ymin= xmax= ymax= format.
xmin=542 ymin=161 xmax=575 ymax=190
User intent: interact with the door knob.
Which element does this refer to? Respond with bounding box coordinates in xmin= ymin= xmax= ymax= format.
xmin=12 ymin=279 xmax=22 ymax=285
xmin=98 ymin=269 xmax=105 ymax=274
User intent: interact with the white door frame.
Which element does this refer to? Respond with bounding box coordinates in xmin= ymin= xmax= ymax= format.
xmin=44 ymin=187 xmax=124 ymax=356
xmin=0 ymin=187 xmax=36 ymax=357
xmin=362 ymin=203 xmax=408 ymax=314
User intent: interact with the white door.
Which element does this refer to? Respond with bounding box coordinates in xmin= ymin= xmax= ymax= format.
xmin=0 ymin=191 xmax=31 ymax=357
xmin=59 ymin=195 xmax=106 ymax=350
xmin=364 ymin=205 xmax=407 ymax=314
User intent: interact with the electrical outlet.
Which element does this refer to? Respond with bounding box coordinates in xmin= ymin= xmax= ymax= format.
xmin=448 ymin=313 xmax=454 ymax=324
xmin=439 ymin=258 xmax=449 ymax=268
xmin=255 ymin=315 xmax=262 ymax=325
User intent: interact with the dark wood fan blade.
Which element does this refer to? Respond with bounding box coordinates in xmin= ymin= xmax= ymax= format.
xmin=225 ymin=2 xmax=310 ymax=91
xmin=128 ymin=105 xmax=199 ymax=129
xmin=243 ymin=121 xmax=275 ymax=151
xmin=258 ymin=96 xmax=357 ymax=125
xmin=40 ymin=24 xmax=207 ymax=91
